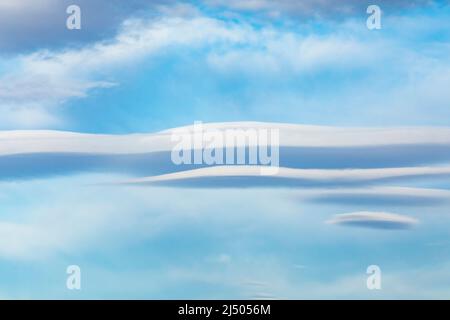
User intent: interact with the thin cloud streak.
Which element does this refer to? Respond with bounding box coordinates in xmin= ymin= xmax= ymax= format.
xmin=326 ymin=211 xmax=419 ymax=229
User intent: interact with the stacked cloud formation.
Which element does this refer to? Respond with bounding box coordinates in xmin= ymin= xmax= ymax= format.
xmin=2 ymin=121 xmax=450 ymax=229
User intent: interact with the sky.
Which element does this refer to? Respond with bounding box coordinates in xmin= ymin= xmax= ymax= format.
xmin=0 ymin=0 xmax=450 ymax=299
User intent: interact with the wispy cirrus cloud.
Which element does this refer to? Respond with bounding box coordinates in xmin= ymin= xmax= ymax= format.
xmin=0 ymin=6 xmax=430 ymax=129
xmin=0 ymin=13 xmax=251 ymax=127
xmin=205 ymin=0 xmax=438 ymax=20
xmin=1 ymin=3 xmax=449 ymax=129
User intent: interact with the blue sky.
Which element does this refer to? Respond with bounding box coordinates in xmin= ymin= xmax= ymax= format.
xmin=0 ymin=0 xmax=450 ymax=299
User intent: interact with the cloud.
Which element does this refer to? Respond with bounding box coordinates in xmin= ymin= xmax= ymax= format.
xmin=1 ymin=3 xmax=449 ymax=129
xmin=205 ymin=0 xmax=435 ymax=18
xmin=0 ymin=176 xmax=192 ymax=260
xmin=0 ymin=0 xmax=176 ymax=53
xmin=1 ymin=122 xmax=450 ymax=181
xmin=0 ymin=14 xmax=253 ymax=127
xmin=0 ymin=8 xmax=409 ymax=128
xmin=1 ymin=2 xmax=450 ymax=299
xmin=0 ymin=170 xmax=447 ymax=297
xmin=6 ymin=122 xmax=450 ymax=154
xmin=206 ymin=33 xmax=375 ymax=75
xmin=121 ymin=165 xmax=450 ymax=188
xmin=0 ymin=175 xmax=301 ymax=260
xmin=0 ymin=222 xmax=57 ymax=259
xmin=304 ymin=187 xmax=450 ymax=207
xmin=326 ymin=211 xmax=419 ymax=229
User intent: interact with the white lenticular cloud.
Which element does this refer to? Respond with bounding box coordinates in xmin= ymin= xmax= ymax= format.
xmin=120 ymin=165 xmax=450 ymax=188
xmin=2 ymin=122 xmax=450 ymax=155
xmin=1 ymin=122 xmax=450 ymax=183
xmin=326 ymin=211 xmax=419 ymax=229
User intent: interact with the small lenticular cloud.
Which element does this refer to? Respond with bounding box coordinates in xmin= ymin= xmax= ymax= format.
xmin=326 ymin=211 xmax=418 ymax=230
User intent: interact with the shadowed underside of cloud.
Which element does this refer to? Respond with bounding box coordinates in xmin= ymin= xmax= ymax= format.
xmin=2 ymin=145 xmax=450 ymax=181
xmin=303 ymin=187 xmax=450 ymax=207
xmin=0 ymin=0 xmax=174 ymax=53
xmin=326 ymin=211 xmax=419 ymax=229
